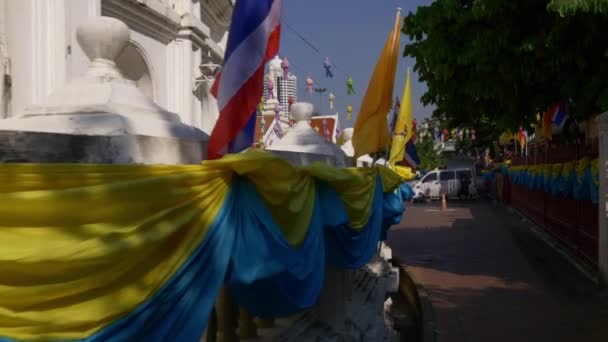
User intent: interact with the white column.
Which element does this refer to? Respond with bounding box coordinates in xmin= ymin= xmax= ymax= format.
xmin=31 ymin=0 xmax=68 ymax=107
xmin=598 ymin=112 xmax=608 ymax=285
xmin=5 ymin=0 xmax=69 ymax=117
xmin=166 ymin=38 xmax=195 ymax=125
xmin=165 ymin=0 xmax=197 ymax=125
xmin=0 ymin=0 xmax=8 ymax=118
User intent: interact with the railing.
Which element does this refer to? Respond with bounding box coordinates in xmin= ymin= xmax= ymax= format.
xmin=503 ymin=139 xmax=599 ymax=265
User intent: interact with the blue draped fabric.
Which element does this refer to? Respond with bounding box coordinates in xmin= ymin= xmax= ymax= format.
xmin=225 ymin=177 xmax=329 ymax=318
xmin=574 ymin=167 xmax=591 ymax=201
xmin=379 ymin=183 xmax=409 ymax=241
xmin=397 ymin=182 xmax=415 ymax=201
xmin=226 ymin=175 xmax=404 ymax=318
xmin=0 ymin=175 xmax=405 ymax=342
xmin=543 ymin=172 xmax=552 ymax=193
xmin=550 ymin=174 xmax=563 ymax=196
xmin=591 ymin=175 xmax=599 ymax=204
xmin=559 ymin=171 xmax=575 ymax=197
xmin=482 ymin=170 xmax=495 ymax=183
xmin=500 ymin=165 xmax=509 ymax=175
xmin=322 ymin=178 xmax=386 ymax=270
xmin=82 ymin=185 xmax=239 ymax=342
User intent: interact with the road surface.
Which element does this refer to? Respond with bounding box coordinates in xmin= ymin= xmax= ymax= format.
xmin=388 ymin=200 xmax=607 ymax=342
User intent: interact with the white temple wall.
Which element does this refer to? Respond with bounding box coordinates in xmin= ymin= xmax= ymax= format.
xmin=2 ymin=0 xmax=230 ymax=132
xmin=6 ymin=0 xmax=68 ymax=118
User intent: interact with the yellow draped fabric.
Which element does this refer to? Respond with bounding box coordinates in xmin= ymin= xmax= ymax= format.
xmin=562 ymin=161 xmax=575 ymax=179
xmin=390 ymin=165 xmax=416 ymax=181
xmin=591 ymin=158 xmax=599 ymax=186
xmin=0 ymin=164 xmax=230 ymax=340
xmin=0 ymin=150 xmax=404 ymax=340
xmin=576 ymin=157 xmax=591 ymax=182
xmin=551 ymin=163 xmax=563 ymax=179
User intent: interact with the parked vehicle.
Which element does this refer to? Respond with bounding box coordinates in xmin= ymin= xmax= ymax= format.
xmin=412 ymin=168 xmax=478 ymax=200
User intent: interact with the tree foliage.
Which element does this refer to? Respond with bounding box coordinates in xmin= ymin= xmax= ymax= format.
xmin=416 ymin=137 xmax=446 ymax=171
xmin=548 ymin=0 xmax=608 ymax=16
xmin=403 ymin=0 xmax=608 ymax=131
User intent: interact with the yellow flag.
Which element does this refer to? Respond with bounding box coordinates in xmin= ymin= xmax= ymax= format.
xmin=388 ymin=68 xmax=412 ymax=166
xmin=353 ymin=10 xmax=402 ymax=159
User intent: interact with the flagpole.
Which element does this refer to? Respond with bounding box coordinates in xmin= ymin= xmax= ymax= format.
xmin=392 ymin=7 xmax=402 ymax=53
xmin=395 ymin=7 xmax=402 ymax=27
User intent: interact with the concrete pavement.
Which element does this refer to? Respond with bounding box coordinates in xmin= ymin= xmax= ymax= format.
xmin=387 ymin=200 xmax=608 ymax=342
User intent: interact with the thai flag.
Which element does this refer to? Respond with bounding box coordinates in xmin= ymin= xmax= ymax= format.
xmin=551 ymin=103 xmax=568 ymax=130
xmin=208 ymin=0 xmax=283 ymax=159
xmin=403 ymin=138 xmax=420 ymax=168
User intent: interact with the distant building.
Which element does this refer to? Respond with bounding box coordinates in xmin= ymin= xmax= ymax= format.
xmin=262 ymin=55 xmax=297 ymax=116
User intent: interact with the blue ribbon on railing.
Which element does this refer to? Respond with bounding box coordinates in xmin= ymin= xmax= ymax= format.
xmin=573 ymin=166 xmax=592 ymax=201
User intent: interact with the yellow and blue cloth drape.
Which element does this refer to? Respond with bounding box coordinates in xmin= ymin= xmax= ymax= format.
xmin=0 ymin=150 xmax=407 ymax=342
xmin=506 ymin=157 xmax=599 ymax=203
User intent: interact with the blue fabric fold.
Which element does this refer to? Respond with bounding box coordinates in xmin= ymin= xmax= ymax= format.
xmin=227 ymin=175 xmax=401 ymax=318
xmin=225 ymin=177 xmax=326 ymax=318
xmin=380 ymin=183 xmax=408 ymax=240
xmin=82 ymin=185 xmax=238 ymax=342
xmin=574 ymin=167 xmax=591 ymax=201
xmin=8 ymin=175 xmax=405 ymax=341
xmin=543 ymin=172 xmax=552 ymax=193
xmin=550 ymin=174 xmax=563 ymax=196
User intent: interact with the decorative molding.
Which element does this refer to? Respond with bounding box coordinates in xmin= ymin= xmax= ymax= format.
xmin=102 ymin=0 xmax=181 ymax=45
xmin=178 ymin=13 xmax=210 ymax=49
xmin=202 ymin=38 xmax=224 ymax=64
xmin=200 ymin=0 xmax=233 ymax=29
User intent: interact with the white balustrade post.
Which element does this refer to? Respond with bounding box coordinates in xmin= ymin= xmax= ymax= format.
xmin=197 ymin=59 xmax=221 ymax=135
xmin=597 ymin=112 xmax=608 ymax=285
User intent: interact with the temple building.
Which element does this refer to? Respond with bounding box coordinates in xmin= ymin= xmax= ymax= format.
xmin=253 ymin=55 xmax=346 ymax=149
xmin=0 ymin=0 xmax=233 ymax=135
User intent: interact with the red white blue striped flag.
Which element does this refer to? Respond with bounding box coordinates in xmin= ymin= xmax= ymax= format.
xmin=208 ymin=0 xmax=283 ymax=159
xmin=403 ymin=138 xmax=420 ymax=168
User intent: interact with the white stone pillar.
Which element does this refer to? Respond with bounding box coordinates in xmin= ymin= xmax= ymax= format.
xmin=0 ymin=0 xmax=8 ymax=118
xmin=30 ymin=0 xmax=68 ymax=107
xmin=6 ymin=0 xmax=68 ymax=117
xmin=597 ymin=112 xmax=608 ymax=285
xmin=167 ymin=37 xmax=195 ymax=126
xmin=165 ymin=0 xmax=199 ymax=126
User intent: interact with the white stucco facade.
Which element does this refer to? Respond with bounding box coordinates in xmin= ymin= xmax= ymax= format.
xmin=0 ymin=0 xmax=232 ymax=134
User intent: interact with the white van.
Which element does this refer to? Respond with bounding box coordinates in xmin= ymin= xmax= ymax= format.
xmin=412 ymin=168 xmax=478 ymax=200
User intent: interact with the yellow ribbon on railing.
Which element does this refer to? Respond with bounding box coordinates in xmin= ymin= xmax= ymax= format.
xmin=561 ymin=161 xmax=575 ymax=179
xmin=551 ymin=163 xmax=563 ymax=180
xmin=575 ymin=157 xmax=591 ymax=184
xmin=591 ymin=158 xmax=599 ymax=186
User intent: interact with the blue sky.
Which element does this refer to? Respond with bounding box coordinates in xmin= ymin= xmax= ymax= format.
xmin=278 ymin=0 xmax=435 ymax=127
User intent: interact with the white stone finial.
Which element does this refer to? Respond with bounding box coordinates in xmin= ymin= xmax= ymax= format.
xmin=291 ymin=102 xmax=314 ymax=123
xmin=342 ymin=127 xmax=354 ymax=141
xmin=76 ymin=17 xmax=130 ymax=78
xmin=77 ymin=17 xmax=129 ymax=61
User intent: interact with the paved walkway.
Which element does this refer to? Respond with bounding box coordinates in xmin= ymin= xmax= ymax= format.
xmin=388 ymin=200 xmax=608 ymax=342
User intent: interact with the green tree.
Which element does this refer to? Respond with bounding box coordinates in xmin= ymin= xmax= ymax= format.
xmin=416 ymin=138 xmax=446 ymax=171
xmin=548 ymin=0 xmax=608 ymax=16
xmin=403 ymin=0 xmax=608 ymax=131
